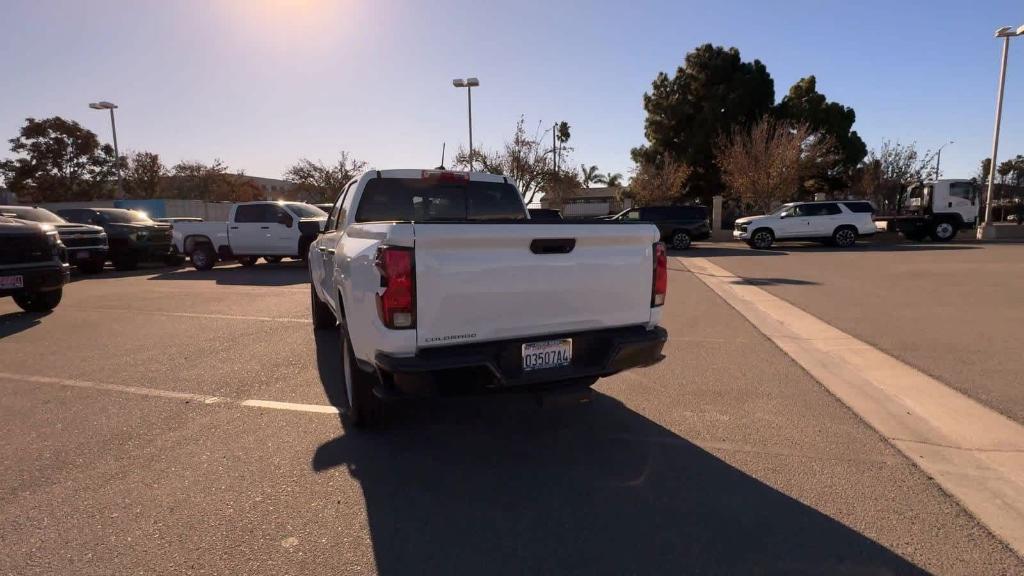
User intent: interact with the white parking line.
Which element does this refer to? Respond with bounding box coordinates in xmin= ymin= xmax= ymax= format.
xmin=0 ymin=372 xmax=338 ymax=415
xmin=681 ymin=256 xmax=1024 ymax=557
xmin=64 ymin=307 xmax=311 ymax=323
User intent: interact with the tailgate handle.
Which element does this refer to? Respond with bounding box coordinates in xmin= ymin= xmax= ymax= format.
xmin=530 ymin=238 xmax=576 ymax=254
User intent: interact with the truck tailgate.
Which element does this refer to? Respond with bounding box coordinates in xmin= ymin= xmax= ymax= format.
xmin=413 ymin=223 xmax=660 ymax=347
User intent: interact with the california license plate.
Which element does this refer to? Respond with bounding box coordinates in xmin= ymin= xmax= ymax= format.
xmin=522 ymin=339 xmax=573 ymax=371
xmin=0 ymin=275 xmax=24 ymax=289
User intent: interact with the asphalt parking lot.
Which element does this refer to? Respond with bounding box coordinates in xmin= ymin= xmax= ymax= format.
xmin=2 ymin=252 xmax=1023 ymax=575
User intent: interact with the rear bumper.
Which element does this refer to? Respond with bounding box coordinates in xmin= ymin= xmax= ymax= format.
xmin=0 ymin=264 xmax=70 ymax=296
xmin=373 ymin=325 xmax=667 ymax=399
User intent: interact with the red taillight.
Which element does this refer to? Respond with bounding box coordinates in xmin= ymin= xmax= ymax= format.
xmin=652 ymin=242 xmax=667 ymax=307
xmin=375 ymin=246 xmax=415 ymax=329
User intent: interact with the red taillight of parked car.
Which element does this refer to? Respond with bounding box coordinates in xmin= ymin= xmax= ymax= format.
xmin=375 ymin=246 xmax=415 ymax=329
xmin=652 ymin=242 xmax=667 ymax=307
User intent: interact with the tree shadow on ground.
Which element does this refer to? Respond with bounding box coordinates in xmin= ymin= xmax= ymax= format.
xmin=681 ymin=241 xmax=981 ymax=258
xmin=310 ymin=330 xmax=925 ymax=575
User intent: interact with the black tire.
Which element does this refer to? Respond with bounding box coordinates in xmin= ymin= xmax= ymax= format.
xmin=749 ymin=228 xmax=775 ymax=250
xmin=930 ymin=220 xmax=958 ymax=242
xmin=238 ymin=256 xmax=258 ymax=267
xmin=190 ymin=244 xmax=216 ymax=271
xmin=13 ymin=288 xmax=62 ymax=313
xmin=264 ymin=256 xmax=283 ymax=264
xmin=112 ymin=252 xmax=138 ymax=271
xmin=310 ymin=283 xmax=336 ymax=329
xmin=341 ymin=327 xmax=382 ymax=428
xmin=832 ymin=226 xmax=858 ymax=248
xmin=77 ymin=256 xmax=105 ymax=274
xmin=670 ymin=230 xmax=692 ymax=250
xmin=298 ymin=239 xmax=312 ymax=262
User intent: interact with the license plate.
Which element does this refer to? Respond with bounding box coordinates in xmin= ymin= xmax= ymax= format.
xmin=76 ymin=251 xmax=90 ymax=259
xmin=522 ymin=339 xmax=573 ymax=371
xmin=0 ymin=275 xmax=24 ymax=289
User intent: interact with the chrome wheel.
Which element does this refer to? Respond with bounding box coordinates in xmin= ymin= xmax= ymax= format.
xmin=751 ymin=230 xmax=773 ymax=249
xmin=834 ymin=228 xmax=856 ymax=248
xmin=934 ymin=222 xmax=955 ymax=241
xmin=671 ymin=231 xmax=691 ymax=250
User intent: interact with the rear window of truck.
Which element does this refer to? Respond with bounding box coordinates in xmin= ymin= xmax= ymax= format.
xmin=354 ymin=178 xmax=526 ymax=223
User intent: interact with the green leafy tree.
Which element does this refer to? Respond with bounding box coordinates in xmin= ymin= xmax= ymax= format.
xmin=123 ymin=151 xmax=167 ymax=199
xmin=166 ymin=159 xmax=262 ymax=202
xmin=283 ymin=151 xmax=367 ymax=202
xmin=632 ymin=44 xmax=776 ymax=203
xmin=0 ymin=116 xmax=117 ymax=202
xmin=774 ymin=76 xmax=867 ymax=191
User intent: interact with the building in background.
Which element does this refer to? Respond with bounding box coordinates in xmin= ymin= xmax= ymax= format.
xmin=541 ymin=186 xmax=631 ymax=218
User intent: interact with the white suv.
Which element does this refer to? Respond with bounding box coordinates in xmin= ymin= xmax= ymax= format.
xmin=733 ymin=201 xmax=876 ymax=250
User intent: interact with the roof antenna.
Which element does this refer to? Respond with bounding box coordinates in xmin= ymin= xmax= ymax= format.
xmin=436 ymin=142 xmax=446 ymax=170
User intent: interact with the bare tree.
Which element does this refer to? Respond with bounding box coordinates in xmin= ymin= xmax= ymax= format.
xmin=452 ymin=116 xmax=562 ymax=204
xmin=628 ymin=154 xmax=691 ymax=206
xmin=283 ymin=151 xmax=367 ymax=203
xmin=850 ymin=141 xmax=936 ymax=213
xmin=716 ymin=117 xmax=837 ymax=214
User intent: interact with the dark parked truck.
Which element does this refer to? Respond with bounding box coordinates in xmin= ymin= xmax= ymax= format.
xmin=56 ymin=208 xmax=174 ymax=270
xmin=605 ymin=205 xmax=711 ymax=249
xmin=0 ymin=206 xmax=108 ymax=274
xmin=0 ymin=217 xmax=70 ymax=312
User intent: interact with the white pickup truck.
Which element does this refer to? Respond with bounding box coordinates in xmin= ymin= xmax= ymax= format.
xmin=172 ymin=201 xmax=327 ymax=270
xmin=309 ymin=169 xmax=668 ymax=426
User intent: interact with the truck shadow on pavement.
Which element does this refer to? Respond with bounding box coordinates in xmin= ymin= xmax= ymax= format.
xmin=147 ymin=262 xmax=310 ymax=287
xmin=0 ymin=311 xmax=43 ymax=339
xmin=309 ymin=333 xmax=924 ymax=575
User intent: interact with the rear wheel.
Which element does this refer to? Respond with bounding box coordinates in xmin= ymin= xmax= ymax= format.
xmin=13 ymin=288 xmax=62 ymax=313
xmin=930 ymin=220 xmax=957 ymax=242
xmin=190 ymin=244 xmax=216 ymax=271
xmin=832 ymin=226 xmax=857 ymax=248
xmin=238 ymin=256 xmax=258 ymax=267
xmin=748 ymin=228 xmax=774 ymax=250
xmin=670 ymin=230 xmax=692 ymax=250
xmin=310 ymin=283 xmax=336 ymax=329
xmin=341 ymin=327 xmax=382 ymax=428
xmin=264 ymin=256 xmax=283 ymax=264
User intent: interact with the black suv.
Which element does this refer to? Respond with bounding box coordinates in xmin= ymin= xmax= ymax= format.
xmin=1 ymin=206 xmax=109 ymax=274
xmin=56 ymin=208 xmax=174 ymax=270
xmin=609 ymin=205 xmax=710 ymax=249
xmin=0 ymin=217 xmax=70 ymax=312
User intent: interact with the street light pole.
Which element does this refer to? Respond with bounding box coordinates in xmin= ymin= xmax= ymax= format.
xmin=452 ymin=78 xmax=480 ymax=171
xmin=89 ymin=101 xmax=123 ymax=198
xmin=934 ymin=141 xmax=953 ymax=181
xmin=980 ymin=26 xmax=1023 ymax=238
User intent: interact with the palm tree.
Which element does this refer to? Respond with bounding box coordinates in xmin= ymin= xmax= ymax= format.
xmin=594 ymin=172 xmax=624 ymax=187
xmin=580 ymin=164 xmax=600 ymax=188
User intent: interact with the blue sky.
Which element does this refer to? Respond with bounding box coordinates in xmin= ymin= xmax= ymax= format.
xmin=2 ymin=0 xmax=1023 ymax=182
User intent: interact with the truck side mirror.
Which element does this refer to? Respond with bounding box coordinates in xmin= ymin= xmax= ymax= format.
xmin=278 ymin=213 xmax=293 ymax=227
